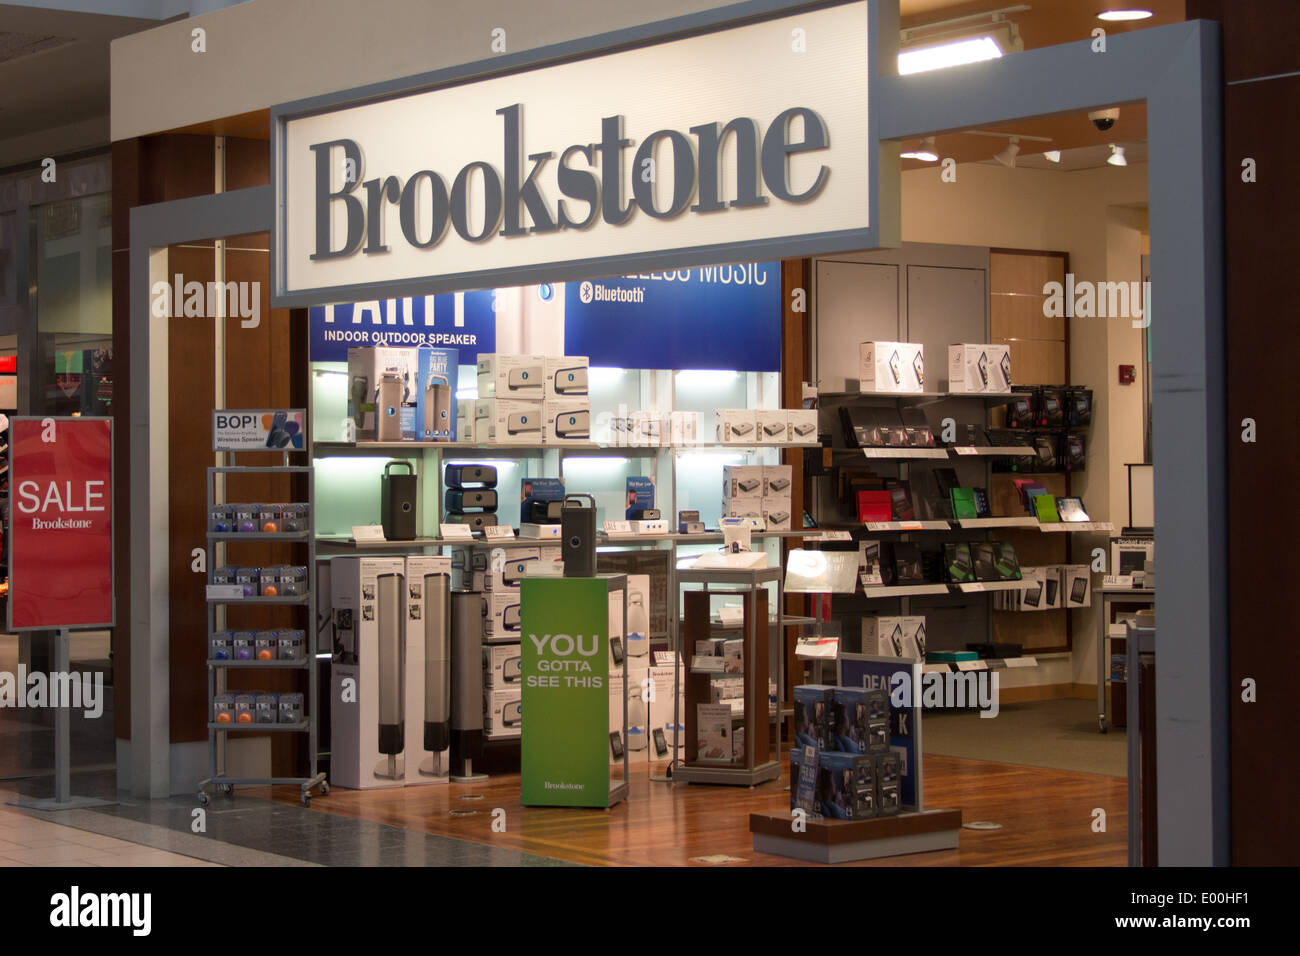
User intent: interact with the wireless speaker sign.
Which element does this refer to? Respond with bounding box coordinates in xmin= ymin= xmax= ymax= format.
xmin=8 ymin=417 xmax=114 ymax=630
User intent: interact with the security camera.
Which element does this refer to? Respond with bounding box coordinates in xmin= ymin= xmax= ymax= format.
xmin=1089 ymin=108 xmax=1120 ymax=132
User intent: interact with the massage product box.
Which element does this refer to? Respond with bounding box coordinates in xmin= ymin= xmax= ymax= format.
xmin=416 ymin=348 xmax=459 ymax=441
xmin=860 ymin=341 xmax=925 ymax=394
xmin=347 ymin=346 xmax=420 ymax=442
xmin=330 ymin=556 xmax=408 ymax=790
xmin=403 ymin=556 xmax=453 ymax=785
xmin=543 ymin=399 xmax=592 ymax=444
xmin=477 ymin=353 xmax=546 ymax=400
xmin=715 ymin=408 xmax=757 ymax=443
xmin=544 ymin=355 xmax=589 ymax=399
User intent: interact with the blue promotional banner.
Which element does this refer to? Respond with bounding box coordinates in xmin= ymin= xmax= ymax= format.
xmin=563 ymin=262 xmax=780 ymax=371
xmin=837 ymin=655 xmax=922 ymax=809
xmin=309 ymin=291 xmax=495 ymax=363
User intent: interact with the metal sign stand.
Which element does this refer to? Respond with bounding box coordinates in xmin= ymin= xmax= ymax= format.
xmin=12 ymin=628 xmax=118 ymax=811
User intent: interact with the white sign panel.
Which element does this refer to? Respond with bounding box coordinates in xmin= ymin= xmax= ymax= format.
xmin=212 ymin=409 xmax=306 ymax=451
xmin=273 ymin=2 xmax=878 ymax=304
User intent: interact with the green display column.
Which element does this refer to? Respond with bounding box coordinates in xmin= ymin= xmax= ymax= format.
xmin=521 ymin=575 xmax=627 ymax=807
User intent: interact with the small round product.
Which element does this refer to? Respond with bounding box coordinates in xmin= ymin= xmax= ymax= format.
xmin=263 ymin=521 xmax=278 ymax=533
xmin=257 ymin=648 xmax=273 ymax=660
xmin=240 ymin=520 xmax=257 ymax=533
xmin=237 ymin=712 xmax=252 ymax=723
xmin=263 ymin=584 xmax=278 ymax=597
xmin=217 ymin=712 xmax=232 ymax=723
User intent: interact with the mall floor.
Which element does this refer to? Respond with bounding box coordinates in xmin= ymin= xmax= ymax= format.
xmin=0 ymin=699 xmax=1129 ymax=867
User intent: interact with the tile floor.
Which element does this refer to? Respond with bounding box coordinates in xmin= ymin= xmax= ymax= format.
xmin=0 ymin=806 xmax=221 ymax=867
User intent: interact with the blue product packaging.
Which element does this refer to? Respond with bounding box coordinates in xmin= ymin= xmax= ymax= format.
xmin=417 ymin=348 xmax=460 ymax=441
xmin=819 ymin=751 xmax=878 ymax=820
xmin=625 ymin=476 xmax=656 ymax=519
xmin=832 ymin=686 xmax=869 ymax=754
xmin=793 ymin=684 xmax=835 ymax=750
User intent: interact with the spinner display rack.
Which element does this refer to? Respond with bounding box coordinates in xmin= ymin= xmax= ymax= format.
xmin=199 ymin=458 xmax=327 ymax=807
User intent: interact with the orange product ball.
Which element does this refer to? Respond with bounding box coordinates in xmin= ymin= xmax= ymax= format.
xmin=258 ymin=649 xmax=273 ymax=660
xmin=237 ymin=712 xmax=252 ymax=723
xmin=217 ymin=712 xmax=232 ymax=723
xmin=263 ymin=521 xmax=278 ymax=532
xmin=263 ymin=585 xmax=278 ymax=597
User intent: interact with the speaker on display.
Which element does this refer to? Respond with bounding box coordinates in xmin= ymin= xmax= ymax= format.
xmin=445 ymin=463 xmax=497 ymax=488
xmin=381 ymin=461 xmax=417 ymax=540
xmin=375 ymin=572 xmax=405 ymax=780
xmin=424 ymin=374 xmax=450 ymax=439
xmin=419 ymin=573 xmax=451 ymax=776
xmin=445 ymin=487 xmax=498 ymax=512
xmin=561 ymin=494 xmax=597 ymax=578
xmin=450 ymin=590 xmax=486 ymax=780
xmin=376 ymin=372 xmax=403 ymax=442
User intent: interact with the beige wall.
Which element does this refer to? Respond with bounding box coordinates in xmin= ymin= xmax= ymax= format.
xmin=901 ymin=161 xmax=1149 ymax=686
xmin=111 ymin=0 xmax=746 ymax=141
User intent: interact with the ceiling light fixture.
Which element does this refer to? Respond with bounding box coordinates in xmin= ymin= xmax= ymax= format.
xmin=1097 ymin=9 xmax=1154 ymax=22
xmin=994 ymin=137 xmax=1021 ymax=168
xmin=1108 ymin=144 xmax=1128 ymax=166
xmin=898 ymin=4 xmax=1027 ymax=75
xmin=1043 ymin=150 xmax=1062 ymax=163
xmin=900 ymin=137 xmax=939 ymax=162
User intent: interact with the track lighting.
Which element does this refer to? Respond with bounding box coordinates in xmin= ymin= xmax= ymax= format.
xmin=1043 ymin=150 xmax=1062 ymax=163
xmin=1107 ymin=144 xmax=1127 ymax=166
xmin=994 ymin=137 xmax=1020 ymax=168
xmin=900 ymin=137 xmax=939 ymax=162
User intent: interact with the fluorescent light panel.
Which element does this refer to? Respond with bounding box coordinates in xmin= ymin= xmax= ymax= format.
xmin=898 ymin=36 xmax=1003 ymax=75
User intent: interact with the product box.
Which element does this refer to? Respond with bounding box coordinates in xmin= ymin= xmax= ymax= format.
xmin=543 ymin=399 xmax=592 ymax=443
xmin=416 ymin=348 xmax=460 ymax=441
xmin=477 ymin=353 xmax=546 ymax=400
xmin=875 ymin=750 xmax=902 ymax=815
xmin=948 ymin=343 xmax=1012 ymax=394
xmin=483 ymin=642 xmax=523 ymax=689
xmin=647 ymin=664 xmax=683 ymax=760
xmin=625 ymin=574 xmax=652 ymax=663
xmin=860 ymin=341 xmax=925 ymax=393
xmin=628 ymin=410 xmax=663 ymax=447
xmin=722 ymin=464 xmax=764 ymax=499
xmin=347 ymin=346 xmax=420 ymax=441
xmin=696 ymin=703 xmax=735 ymax=763
xmin=544 ymin=355 xmax=589 ymax=399
xmin=721 ymin=497 xmax=764 ymax=520
xmin=457 ymin=399 xmax=476 ymax=443
xmin=715 ymin=408 xmax=757 ymax=443
xmin=1041 ymin=564 xmax=1064 ymax=610
xmin=404 ymin=556 xmax=452 ymax=784
xmin=625 ymin=476 xmax=656 ymax=520
xmin=832 ymin=686 xmax=888 ymax=754
xmin=787 ymin=408 xmax=818 ymax=442
xmin=667 ymin=410 xmax=699 ymax=446
xmin=1062 ymin=564 xmax=1092 ymax=608
xmin=762 ymin=497 xmax=792 ymax=531
xmin=762 ymin=465 xmax=793 ymax=497
xmin=484 ymin=547 xmax=541 ymax=592
xmin=819 ymin=751 xmax=877 ymax=820
xmin=478 ymin=398 xmax=544 ymax=443
xmin=624 ymin=665 xmax=650 ymax=763
xmin=484 ymin=687 xmax=522 ymax=738
xmin=794 ymin=684 xmax=835 ymax=750
xmin=329 ymin=556 xmax=408 ymax=789
xmin=862 ymin=615 xmax=926 ymax=658
xmin=608 ymin=671 xmax=625 ymax=764
xmin=483 ymin=589 xmax=523 ymax=642
xmin=756 ymin=409 xmax=788 ymax=444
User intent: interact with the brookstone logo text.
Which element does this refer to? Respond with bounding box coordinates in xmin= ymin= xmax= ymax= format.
xmin=312 ymin=103 xmax=830 ymax=258
xmin=0 ymin=667 xmax=104 ymax=719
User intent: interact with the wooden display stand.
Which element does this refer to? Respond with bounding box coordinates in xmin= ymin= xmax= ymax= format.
xmin=750 ymin=808 xmax=963 ymax=863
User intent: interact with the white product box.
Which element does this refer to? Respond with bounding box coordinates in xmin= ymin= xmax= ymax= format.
xmin=456 ymin=399 xmax=477 ymax=443
xmin=756 ymin=409 xmax=789 ymax=444
xmin=860 ymin=341 xmax=925 ymax=394
xmin=608 ymin=671 xmax=625 ymax=765
xmin=477 ymin=353 xmax=546 ymax=400
xmin=483 ymin=548 xmax=541 ymax=592
xmin=715 ymin=408 xmax=757 ymax=444
xmin=948 ymin=344 xmax=1012 ymax=394
xmin=787 ymin=408 xmax=818 ymax=442
xmin=1062 ymin=564 xmax=1092 ymax=608
xmin=721 ymin=497 xmax=764 ymax=520
xmin=543 ymin=399 xmax=592 ymax=444
xmin=484 ymin=590 xmax=523 ymax=642
xmin=723 ymin=464 xmax=765 ymax=499
xmin=625 ymin=574 xmax=652 ymax=663
xmin=762 ymin=496 xmax=793 ymax=531
xmin=861 ymin=615 xmax=926 ymax=658
xmin=477 ymin=397 xmax=544 ymax=443
xmin=1042 ymin=565 xmax=1065 ymax=610
xmin=484 ymin=687 xmax=522 ymax=738
xmin=628 ymin=409 xmax=663 ymax=446
xmin=537 ymin=544 xmax=562 ymax=569
xmin=544 ymin=355 xmax=589 ymax=399
xmin=403 ymin=556 xmax=453 ymax=785
xmin=347 ymin=346 xmax=421 ymax=441
xmin=329 ymin=556 xmax=408 ymax=789
xmin=668 ymin=410 xmax=700 ymax=446
xmin=696 ymin=703 xmax=735 ymax=762
xmin=647 ymin=665 xmax=682 ymax=761
xmin=624 ymin=665 xmax=650 ymax=763
xmin=763 ymin=465 xmax=793 ymax=497
xmin=483 ymin=642 xmax=523 ymax=689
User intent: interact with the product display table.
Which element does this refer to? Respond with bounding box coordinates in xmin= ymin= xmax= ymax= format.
xmin=749 ymin=808 xmax=962 ymax=863
xmin=1096 ymin=587 xmax=1155 ymax=733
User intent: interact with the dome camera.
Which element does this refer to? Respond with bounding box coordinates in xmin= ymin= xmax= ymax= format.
xmin=1089 ymin=108 xmax=1120 ymax=132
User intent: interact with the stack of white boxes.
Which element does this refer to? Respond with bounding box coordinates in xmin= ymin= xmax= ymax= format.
xmin=474 ymin=353 xmax=590 ymax=445
xmin=716 ymin=408 xmax=818 ymax=444
xmin=722 ymin=464 xmax=764 ymax=523
xmin=762 ymin=464 xmax=793 ymax=531
xmin=997 ymin=565 xmax=1092 ymax=611
xmin=862 ymin=615 xmax=928 ymax=659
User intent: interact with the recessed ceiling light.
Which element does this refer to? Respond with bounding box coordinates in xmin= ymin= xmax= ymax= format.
xmin=1043 ymin=150 xmax=1062 ymax=163
xmin=900 ymin=137 xmax=939 ymax=162
xmin=1107 ymin=144 xmax=1128 ymax=166
xmin=1097 ymin=9 xmax=1154 ymax=21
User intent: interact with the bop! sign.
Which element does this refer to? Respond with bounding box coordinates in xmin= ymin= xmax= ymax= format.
xmin=8 ymin=417 xmax=114 ymax=630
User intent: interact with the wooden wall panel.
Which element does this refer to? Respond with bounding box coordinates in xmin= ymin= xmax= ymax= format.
xmin=990 ymin=251 xmax=1068 ymax=388
xmin=991 ymin=294 xmax=1065 ymax=342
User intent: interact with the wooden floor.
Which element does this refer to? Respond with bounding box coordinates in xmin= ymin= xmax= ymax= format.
xmin=280 ymin=755 xmax=1128 ymax=866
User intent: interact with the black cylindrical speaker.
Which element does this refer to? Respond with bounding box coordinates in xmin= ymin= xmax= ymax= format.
xmin=450 ymin=591 xmax=483 ymax=761
xmin=377 ymin=572 xmax=405 ymax=756
xmin=381 ymin=460 xmax=418 ymax=540
xmin=561 ymin=494 xmax=597 ymax=578
xmin=424 ymin=573 xmax=451 ymax=752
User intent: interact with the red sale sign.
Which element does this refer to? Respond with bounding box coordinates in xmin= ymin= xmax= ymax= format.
xmin=8 ymin=417 xmax=114 ymax=630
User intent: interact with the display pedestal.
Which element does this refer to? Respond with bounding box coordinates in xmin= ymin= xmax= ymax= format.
xmin=749 ymin=808 xmax=962 ymax=863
